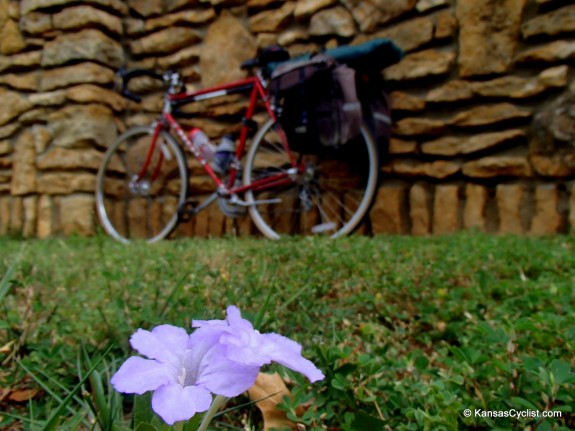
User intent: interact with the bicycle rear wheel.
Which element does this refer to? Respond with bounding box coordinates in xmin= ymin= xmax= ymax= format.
xmin=95 ymin=126 xmax=188 ymax=243
xmin=243 ymin=120 xmax=379 ymax=239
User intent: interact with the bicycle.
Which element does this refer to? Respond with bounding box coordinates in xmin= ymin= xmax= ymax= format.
xmin=95 ymin=42 xmax=395 ymax=243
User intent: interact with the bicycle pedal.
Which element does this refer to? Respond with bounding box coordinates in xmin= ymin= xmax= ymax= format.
xmin=177 ymin=200 xmax=198 ymax=222
xmin=232 ymin=197 xmax=282 ymax=207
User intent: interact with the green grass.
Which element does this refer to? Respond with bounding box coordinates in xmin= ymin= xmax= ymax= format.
xmin=0 ymin=233 xmax=574 ymax=430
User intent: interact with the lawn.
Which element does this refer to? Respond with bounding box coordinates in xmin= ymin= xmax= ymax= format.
xmin=0 ymin=234 xmax=574 ymax=430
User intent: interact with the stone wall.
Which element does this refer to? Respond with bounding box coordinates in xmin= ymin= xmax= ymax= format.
xmin=0 ymin=0 xmax=574 ymax=237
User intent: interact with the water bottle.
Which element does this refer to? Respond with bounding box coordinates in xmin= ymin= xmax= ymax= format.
xmin=189 ymin=128 xmax=215 ymax=161
xmin=211 ymin=135 xmax=236 ymax=174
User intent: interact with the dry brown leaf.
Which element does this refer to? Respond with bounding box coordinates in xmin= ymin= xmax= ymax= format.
xmin=0 ymin=341 xmax=14 ymax=354
xmin=8 ymin=388 xmax=39 ymax=402
xmin=248 ymin=372 xmax=298 ymax=431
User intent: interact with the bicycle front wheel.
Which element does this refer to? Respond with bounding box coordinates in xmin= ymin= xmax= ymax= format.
xmin=244 ymin=120 xmax=380 ymax=239
xmin=95 ymin=126 xmax=188 ymax=243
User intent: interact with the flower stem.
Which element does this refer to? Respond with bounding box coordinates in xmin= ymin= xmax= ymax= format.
xmin=197 ymin=395 xmax=227 ymax=431
xmin=174 ymin=422 xmax=184 ymax=431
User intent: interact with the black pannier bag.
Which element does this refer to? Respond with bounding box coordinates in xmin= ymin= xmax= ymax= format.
xmin=324 ymin=38 xmax=403 ymax=160
xmin=268 ymin=54 xmax=362 ymax=153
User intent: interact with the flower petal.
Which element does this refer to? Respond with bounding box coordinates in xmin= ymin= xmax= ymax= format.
xmin=151 ymin=383 xmax=212 ymax=425
xmin=111 ymin=357 xmax=176 ymax=394
xmin=259 ymin=333 xmax=325 ymax=382
xmin=225 ymin=305 xmax=254 ymax=331
xmin=130 ymin=325 xmax=189 ymax=364
xmin=192 ymin=333 xmax=260 ymax=397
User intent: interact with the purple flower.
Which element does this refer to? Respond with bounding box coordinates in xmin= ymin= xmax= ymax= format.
xmin=193 ymin=306 xmax=325 ymax=383
xmin=112 ymin=306 xmax=324 ymax=425
xmin=111 ymin=324 xmax=259 ymax=424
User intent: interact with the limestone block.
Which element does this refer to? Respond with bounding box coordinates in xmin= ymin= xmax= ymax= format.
xmin=20 ymin=0 xmax=128 ymax=15
xmin=416 ymin=0 xmax=448 ymax=12
xmin=427 ymin=80 xmax=473 ymax=103
xmin=37 ymin=194 xmax=54 ymax=238
xmin=29 ymin=90 xmax=67 ymax=107
xmin=0 ymin=124 xmax=20 ymax=140
xmin=31 ymin=125 xmax=51 ymax=154
xmin=344 ymin=1 xmax=381 ymax=33
xmin=36 ymin=148 xmax=103 ymax=171
xmin=433 ymin=185 xmax=459 ymax=234
xmin=0 ymin=19 xmax=26 ymax=55
xmin=0 ymin=72 xmax=38 ymax=91
xmin=309 ymin=6 xmax=355 ymax=37
xmin=384 ymin=49 xmax=455 ymax=81
xmin=250 ymin=2 xmax=295 ymax=33
xmin=383 ymin=159 xmax=460 ymax=179
xmin=40 ymin=63 xmax=115 ymax=91
xmin=389 ymin=138 xmax=417 ymax=155
xmin=37 ymin=172 xmax=96 ymax=194
xmin=409 ymin=182 xmax=431 ymax=235
xmin=421 ymin=130 xmax=526 ymax=156
xmin=428 ymin=67 xmax=568 ymax=103
xmin=434 ymin=10 xmax=457 ymax=39
xmin=394 ymin=117 xmax=447 ymax=137
xmin=0 ymin=50 xmax=41 ymax=73
xmin=294 ymin=0 xmax=337 ymax=19
xmin=516 ymin=41 xmax=575 ymax=63
xmin=377 ymin=17 xmax=434 ymax=53
xmin=390 ymin=91 xmax=426 ymax=112
xmin=0 ymin=89 xmax=33 ymax=127
xmin=0 ymin=196 xmax=11 ymax=234
xmin=66 ymin=85 xmax=127 ymax=112
xmin=10 ymin=196 xmax=23 ymax=233
xmin=531 ymin=154 xmax=575 ymax=178
xmin=278 ymin=29 xmax=309 ymax=46
xmin=471 ymin=66 xmax=569 ymax=98
xmin=11 ymin=130 xmax=37 ymax=195
xmin=256 ymin=33 xmax=279 ymax=48
xmin=496 ymin=184 xmax=524 ymax=234
xmin=52 ymin=5 xmax=123 ymax=34
xmin=193 ymin=201 xmax=210 ymax=238
xmin=0 ymin=140 xmax=11 ymax=156
xmin=126 ymin=9 xmax=215 ymax=35
xmin=19 ymin=11 xmax=52 ymax=35
xmin=450 ymin=104 xmax=531 ymax=128
xmin=522 ymin=4 xmax=575 ymax=39
xmin=530 ymin=184 xmax=562 ymax=235
xmin=463 ymin=156 xmax=532 ymax=178
xmin=22 ymin=195 xmax=37 ymax=237
xmin=127 ymin=0 xmax=164 ymax=16
xmin=532 ymin=87 xmax=575 ymax=152
xmin=208 ymin=204 xmax=226 ymax=237
xmin=371 ymin=0 xmax=418 ymax=26
xmin=370 ymin=184 xmax=406 ymax=234
xmin=201 ymin=11 xmax=257 ymax=87
xmin=166 ymin=0 xmax=192 ymax=12
xmin=59 ymin=194 xmax=95 ymax=236
xmin=456 ymin=0 xmax=526 ymax=77
xmin=48 ymin=104 xmax=117 ymax=149
xmin=131 ymin=27 xmax=201 ymax=56
xmin=464 ymin=183 xmax=488 ymax=231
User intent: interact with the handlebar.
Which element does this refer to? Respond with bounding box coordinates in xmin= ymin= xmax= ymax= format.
xmin=116 ymin=67 xmax=169 ymax=103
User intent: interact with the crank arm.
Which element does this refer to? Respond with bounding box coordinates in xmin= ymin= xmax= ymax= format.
xmin=229 ymin=195 xmax=282 ymax=207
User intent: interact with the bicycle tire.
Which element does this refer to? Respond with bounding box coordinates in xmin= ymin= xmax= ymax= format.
xmin=243 ymin=119 xmax=380 ymax=239
xmin=95 ymin=126 xmax=188 ymax=243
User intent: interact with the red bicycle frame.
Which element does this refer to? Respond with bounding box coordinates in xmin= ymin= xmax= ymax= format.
xmin=136 ymin=74 xmax=298 ymax=198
